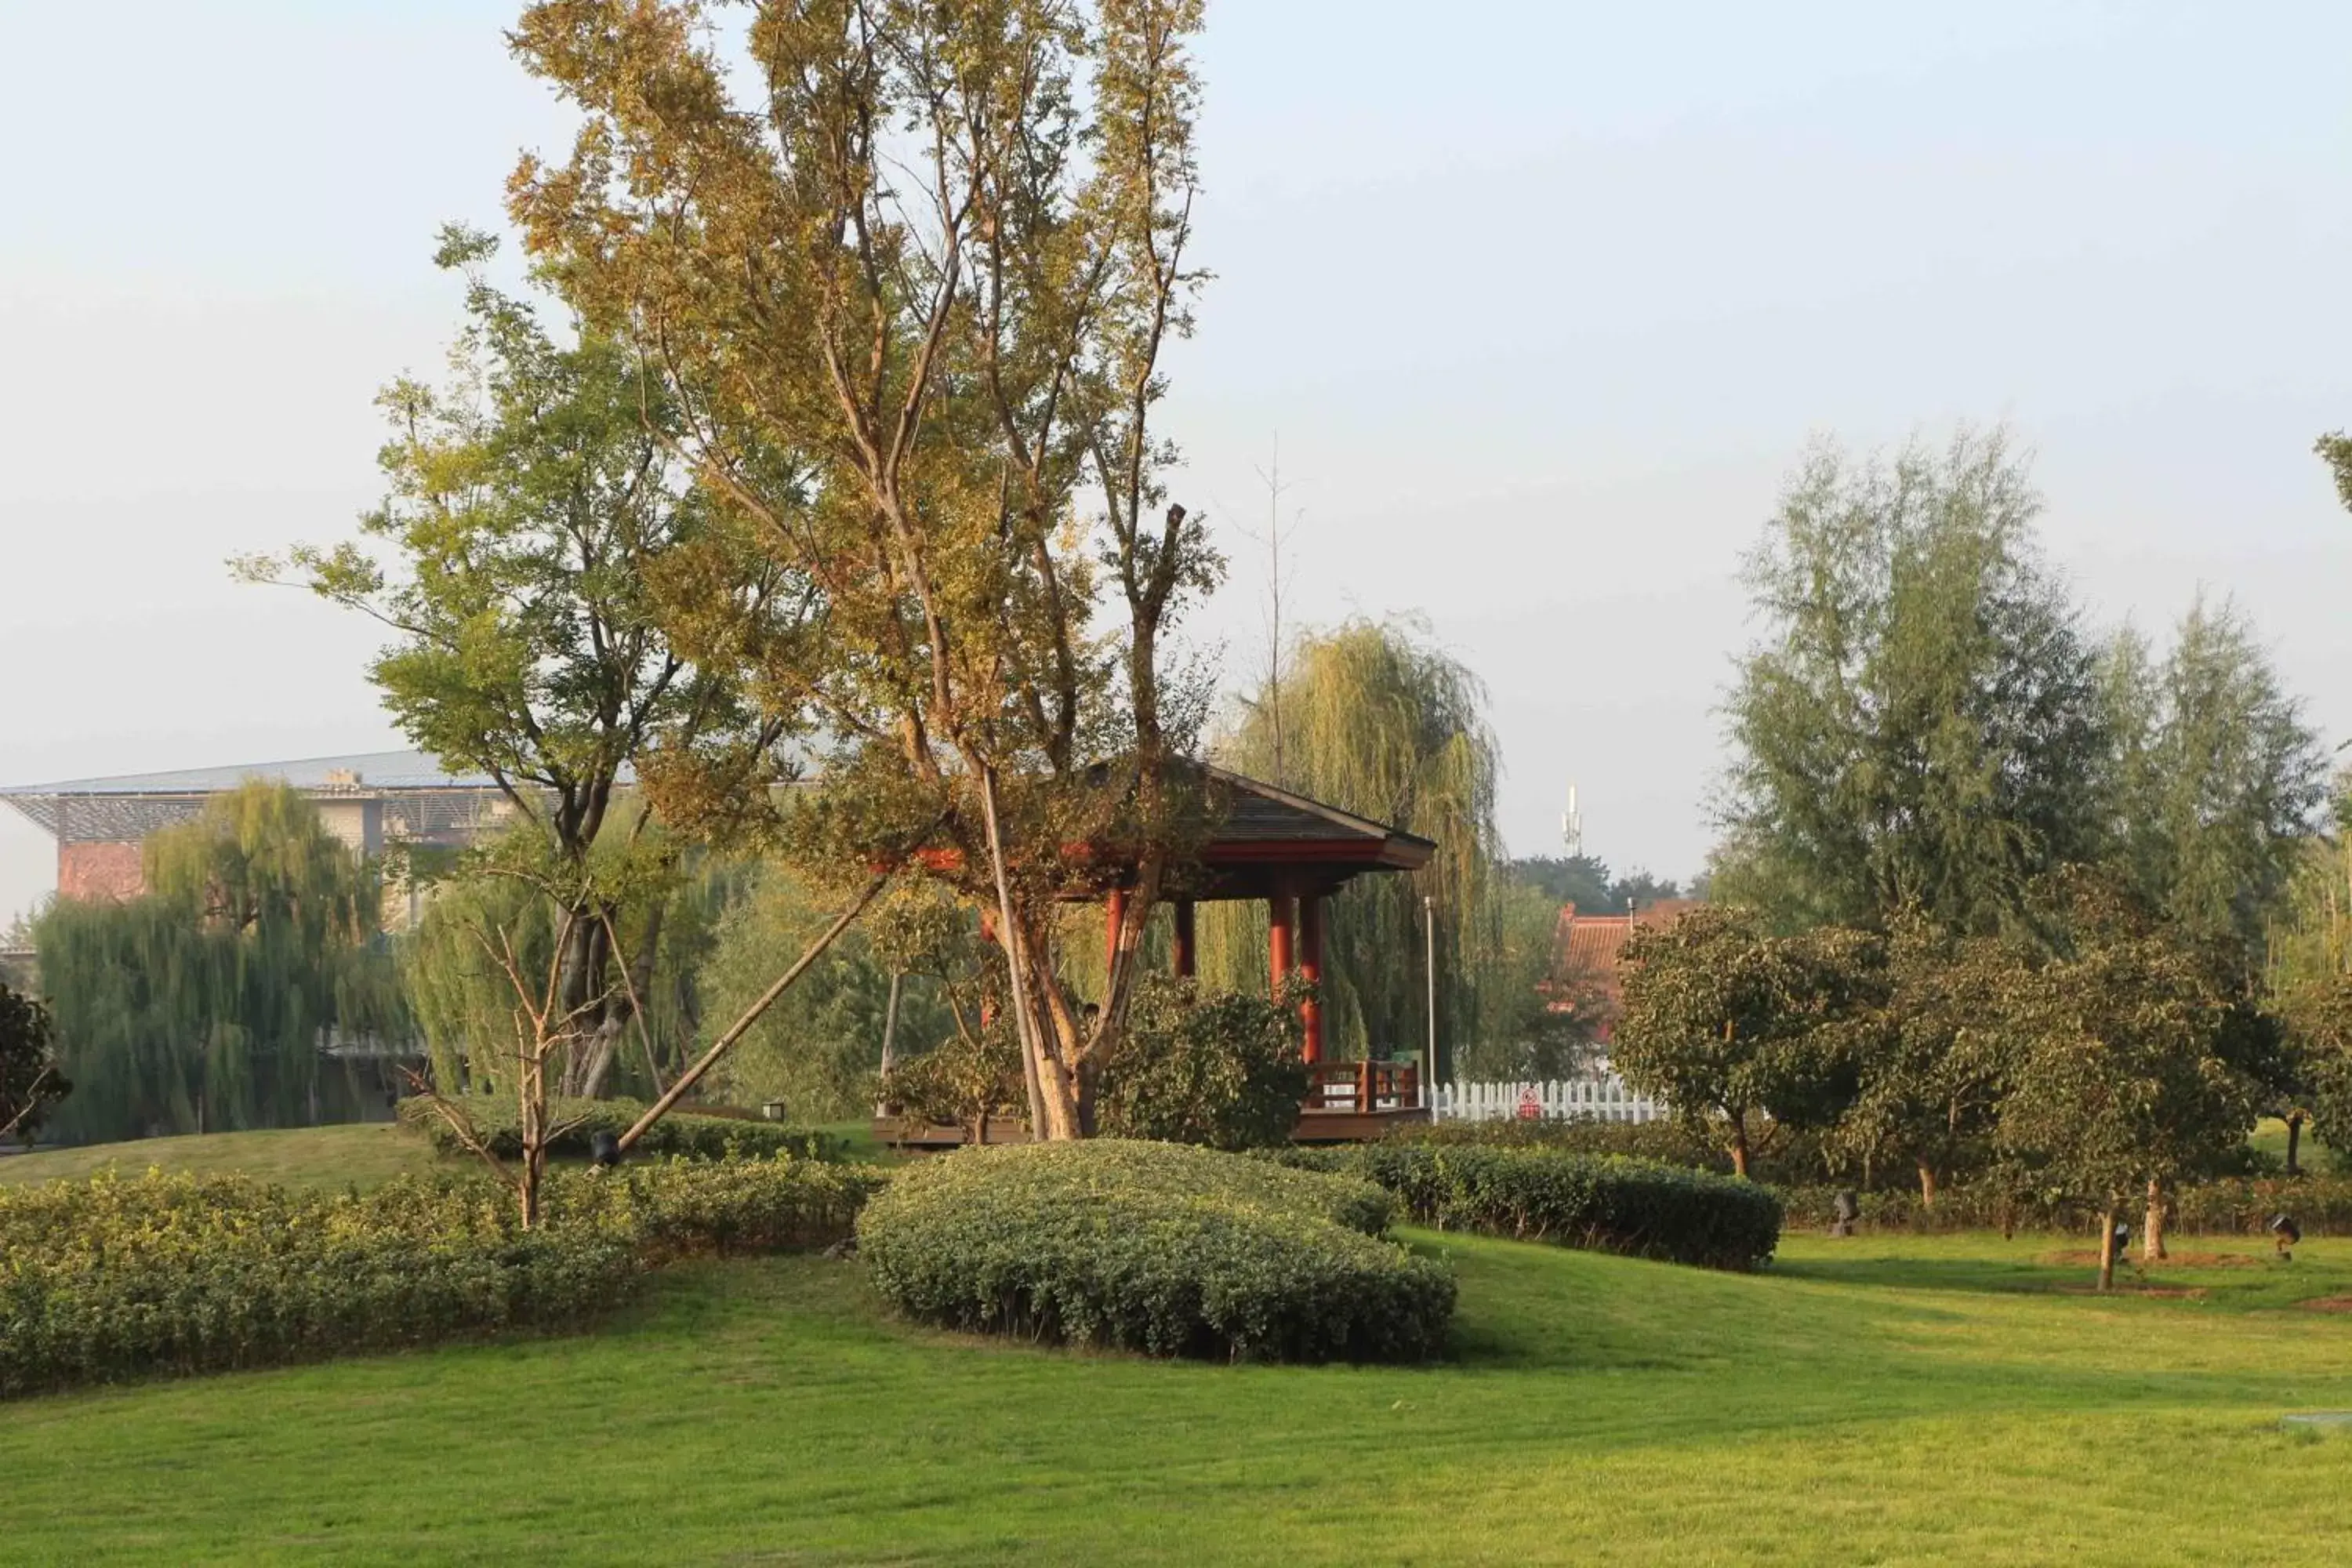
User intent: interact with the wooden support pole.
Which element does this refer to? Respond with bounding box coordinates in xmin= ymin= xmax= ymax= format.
xmin=979 ymin=907 xmax=998 ymax=1027
xmin=1298 ymin=891 xmax=1325 ymax=1065
xmin=1104 ymin=886 xmax=1128 ymax=987
xmin=1173 ymin=898 xmax=1196 ymax=978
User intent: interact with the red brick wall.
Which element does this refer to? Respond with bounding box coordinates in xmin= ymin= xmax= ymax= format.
xmin=59 ymin=841 xmax=145 ymax=902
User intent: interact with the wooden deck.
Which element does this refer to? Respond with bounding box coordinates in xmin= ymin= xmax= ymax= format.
xmin=874 ymin=1059 xmax=1430 ymax=1150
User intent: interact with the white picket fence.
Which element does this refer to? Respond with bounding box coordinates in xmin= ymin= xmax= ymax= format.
xmin=1433 ymin=1077 xmax=1668 ymax=1124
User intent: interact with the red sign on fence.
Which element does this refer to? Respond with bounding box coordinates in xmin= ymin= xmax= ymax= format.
xmin=1515 ymin=1087 xmax=1543 ymax=1120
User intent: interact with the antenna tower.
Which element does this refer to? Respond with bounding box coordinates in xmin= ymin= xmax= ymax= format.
xmin=1561 ymin=782 xmax=1583 ymax=858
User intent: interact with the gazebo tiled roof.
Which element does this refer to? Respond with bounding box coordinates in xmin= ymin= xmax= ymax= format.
xmin=1191 ymin=765 xmax=1434 ymax=898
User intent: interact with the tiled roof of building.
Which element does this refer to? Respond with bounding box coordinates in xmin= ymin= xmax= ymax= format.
xmin=1202 ymin=764 xmax=1434 ymax=851
xmin=1550 ymin=898 xmax=1702 ymax=1007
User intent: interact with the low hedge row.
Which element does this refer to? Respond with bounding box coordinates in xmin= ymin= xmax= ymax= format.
xmin=1777 ymin=1175 xmax=2352 ymax=1238
xmin=1279 ymin=1144 xmax=1783 ymax=1271
xmin=857 ymin=1141 xmax=1454 ymax=1363
xmin=396 ymin=1094 xmax=843 ymax=1163
xmin=0 ymin=1156 xmax=879 ymax=1399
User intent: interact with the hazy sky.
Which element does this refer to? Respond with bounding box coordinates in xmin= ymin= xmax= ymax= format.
xmin=5 ymin=2 xmax=2350 ymax=924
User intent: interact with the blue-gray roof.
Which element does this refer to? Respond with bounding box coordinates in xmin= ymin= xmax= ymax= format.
xmin=0 ymin=750 xmax=499 ymax=797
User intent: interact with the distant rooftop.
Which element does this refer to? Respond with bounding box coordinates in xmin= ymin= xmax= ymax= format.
xmin=0 ymin=750 xmax=499 ymax=797
xmin=0 ymin=750 xmax=514 ymax=844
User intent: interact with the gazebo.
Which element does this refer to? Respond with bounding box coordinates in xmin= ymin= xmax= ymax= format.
xmin=891 ymin=765 xmax=1438 ymax=1147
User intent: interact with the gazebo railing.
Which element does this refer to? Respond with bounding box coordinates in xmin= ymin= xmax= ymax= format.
xmin=1301 ymin=1059 xmax=1422 ymax=1116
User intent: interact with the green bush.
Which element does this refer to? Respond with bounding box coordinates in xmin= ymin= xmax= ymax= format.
xmin=0 ymin=1156 xmax=876 ymax=1399
xmin=1280 ymin=1143 xmax=1782 ymax=1271
xmin=856 ymin=1141 xmax=1451 ymax=1363
xmin=397 ymin=1094 xmax=843 ymax=1163
xmin=1095 ymin=977 xmax=1309 ymax=1150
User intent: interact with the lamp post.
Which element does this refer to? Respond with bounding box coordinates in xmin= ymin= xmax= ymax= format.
xmin=1423 ymin=894 xmax=1438 ymax=1116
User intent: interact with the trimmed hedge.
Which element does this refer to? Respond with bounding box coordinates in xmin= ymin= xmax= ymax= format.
xmin=857 ymin=1141 xmax=1453 ymax=1363
xmin=1278 ymin=1144 xmax=1782 ymax=1272
xmin=397 ymin=1094 xmax=844 ymax=1163
xmin=1777 ymin=1175 xmax=2352 ymax=1238
xmin=0 ymin=1156 xmax=879 ymax=1399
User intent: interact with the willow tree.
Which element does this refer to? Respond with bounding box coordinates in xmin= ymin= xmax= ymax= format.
xmin=29 ymin=783 xmax=406 ymax=1142
xmin=241 ymin=227 xmax=788 ymax=1100
xmin=1200 ymin=618 xmax=1545 ymax=1073
xmin=1711 ymin=429 xmax=2107 ymax=935
xmin=509 ymin=0 xmax=1218 ymax=1138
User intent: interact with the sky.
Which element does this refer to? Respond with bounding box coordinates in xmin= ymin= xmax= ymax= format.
xmin=4 ymin=1 xmax=2350 ymax=924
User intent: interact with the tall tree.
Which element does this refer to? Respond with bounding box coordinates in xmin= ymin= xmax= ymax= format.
xmin=1711 ymin=430 xmax=2107 ymax=935
xmin=2097 ymin=597 xmax=2325 ymax=967
xmin=1203 ymin=618 xmax=1507 ymax=1065
xmin=241 ymin=228 xmax=782 ymax=1098
xmin=510 ymin=0 xmax=1218 ymax=1139
xmin=2269 ymin=780 xmax=2352 ymax=1168
xmin=30 ymin=784 xmax=405 ymax=1142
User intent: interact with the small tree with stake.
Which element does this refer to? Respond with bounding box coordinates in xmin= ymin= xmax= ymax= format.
xmin=1613 ymin=906 xmax=1880 ymax=1178
xmin=1992 ymin=871 xmax=2259 ymax=1290
xmin=0 ymin=982 xmax=70 ymax=1146
xmin=1833 ymin=913 xmax=2020 ymax=1207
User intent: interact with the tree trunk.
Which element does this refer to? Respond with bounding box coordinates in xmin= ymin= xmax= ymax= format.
xmin=1917 ymin=1162 xmax=1937 ymax=1208
xmin=2096 ymin=1207 xmax=2118 ymax=1293
xmin=2286 ymin=1112 xmax=2304 ymax=1178
xmin=1729 ymin=1125 xmax=1750 ymax=1179
xmin=876 ymin=969 xmax=903 ymax=1118
xmin=2143 ymin=1178 xmax=2167 ymax=1265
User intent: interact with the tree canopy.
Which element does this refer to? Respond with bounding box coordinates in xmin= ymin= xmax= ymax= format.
xmin=1711 ymin=430 xmax=2107 ymax=935
xmin=1613 ymin=905 xmax=1882 ymax=1177
xmin=506 ymin=0 xmax=1219 ymax=1140
xmin=244 ymin=228 xmax=781 ymax=1099
xmin=2096 ymin=597 xmax=2325 ymax=967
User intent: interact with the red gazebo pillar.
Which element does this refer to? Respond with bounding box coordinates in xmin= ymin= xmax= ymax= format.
xmin=1173 ymin=898 xmax=1196 ymax=978
xmin=1268 ymin=892 xmax=1295 ymax=996
xmin=1298 ymin=891 xmax=1326 ymax=1065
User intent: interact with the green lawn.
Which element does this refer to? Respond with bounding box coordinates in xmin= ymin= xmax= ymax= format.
xmin=0 ymin=1122 xmax=436 ymax=1190
xmin=5 ymin=1192 xmax=2352 ymax=1563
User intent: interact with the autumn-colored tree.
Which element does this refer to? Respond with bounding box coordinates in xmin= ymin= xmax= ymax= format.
xmin=1613 ymin=906 xmax=1882 ymax=1178
xmin=508 ymin=0 xmax=1218 ymax=1138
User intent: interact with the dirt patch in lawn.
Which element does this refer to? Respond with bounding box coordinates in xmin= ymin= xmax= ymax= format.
xmin=2038 ymin=1249 xmax=2259 ymax=1270
xmin=2053 ymin=1282 xmax=2210 ymax=1298
xmin=2297 ymin=1295 xmax=2352 ymax=1314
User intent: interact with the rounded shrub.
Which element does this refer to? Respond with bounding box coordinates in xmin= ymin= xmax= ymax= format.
xmin=1279 ymin=1143 xmax=1782 ymax=1271
xmin=856 ymin=1140 xmax=1453 ymax=1363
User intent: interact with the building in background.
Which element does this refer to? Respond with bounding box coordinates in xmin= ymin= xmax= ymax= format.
xmin=0 ymin=751 xmax=517 ymax=929
xmin=1545 ymin=897 xmax=1699 ymax=1045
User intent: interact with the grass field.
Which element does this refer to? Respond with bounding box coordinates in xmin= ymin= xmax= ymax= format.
xmin=0 ymin=1118 xmax=891 ymax=1191
xmin=0 ymin=1122 xmax=434 ymax=1189
xmin=6 ymin=1130 xmax=2352 ymax=1564
xmin=4 ymin=1160 xmax=2352 ymax=1561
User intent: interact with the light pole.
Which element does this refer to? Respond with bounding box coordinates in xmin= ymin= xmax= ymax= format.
xmin=1423 ymin=894 xmax=1437 ymax=1116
